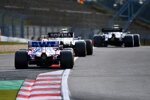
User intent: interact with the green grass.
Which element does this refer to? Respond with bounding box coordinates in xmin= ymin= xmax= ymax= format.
xmin=0 ymin=52 xmax=15 ymax=54
xmin=0 ymin=41 xmax=27 ymax=45
xmin=0 ymin=90 xmax=18 ymax=100
xmin=0 ymin=80 xmax=24 ymax=100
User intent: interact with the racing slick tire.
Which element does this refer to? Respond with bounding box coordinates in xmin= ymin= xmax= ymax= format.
xmin=60 ymin=50 xmax=74 ymax=69
xmin=85 ymin=39 xmax=93 ymax=55
xmin=103 ymin=41 xmax=108 ymax=47
xmin=133 ymin=34 xmax=140 ymax=47
xmin=124 ymin=35 xmax=134 ymax=47
xmin=74 ymin=41 xmax=86 ymax=57
xmin=93 ymin=35 xmax=101 ymax=47
xmin=93 ymin=35 xmax=106 ymax=47
xmin=15 ymin=51 xmax=28 ymax=69
xmin=63 ymin=48 xmax=74 ymax=54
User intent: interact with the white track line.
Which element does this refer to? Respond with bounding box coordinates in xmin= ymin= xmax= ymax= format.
xmin=61 ymin=57 xmax=78 ymax=100
xmin=61 ymin=69 xmax=71 ymax=100
xmin=74 ymin=57 xmax=78 ymax=62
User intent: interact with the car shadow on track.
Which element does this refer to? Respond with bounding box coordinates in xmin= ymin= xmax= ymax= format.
xmin=26 ymin=63 xmax=71 ymax=70
xmin=27 ymin=66 xmax=62 ymax=70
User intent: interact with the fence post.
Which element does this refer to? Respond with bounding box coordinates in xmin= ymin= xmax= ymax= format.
xmin=0 ymin=28 xmax=1 ymax=41
xmin=39 ymin=26 xmax=42 ymax=36
xmin=0 ymin=14 xmax=1 ymax=41
xmin=45 ymin=26 xmax=47 ymax=34
xmin=1 ymin=13 xmax=5 ymax=36
xmin=20 ymin=18 xmax=24 ymax=38
xmin=11 ymin=16 xmax=15 ymax=37
xmin=33 ymin=26 xmax=35 ymax=39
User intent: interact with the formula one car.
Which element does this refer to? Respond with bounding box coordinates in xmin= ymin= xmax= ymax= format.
xmin=48 ymin=29 xmax=93 ymax=57
xmin=93 ymin=27 xmax=140 ymax=47
xmin=15 ymin=41 xmax=74 ymax=69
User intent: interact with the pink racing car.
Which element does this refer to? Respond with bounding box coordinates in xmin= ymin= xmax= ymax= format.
xmin=15 ymin=41 xmax=74 ymax=69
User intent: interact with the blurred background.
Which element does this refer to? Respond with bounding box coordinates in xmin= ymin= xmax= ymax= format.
xmin=0 ymin=0 xmax=149 ymax=45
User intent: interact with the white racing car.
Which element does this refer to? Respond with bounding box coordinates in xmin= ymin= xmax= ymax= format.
xmin=93 ymin=28 xmax=140 ymax=47
xmin=15 ymin=41 xmax=74 ymax=69
xmin=48 ymin=29 xmax=93 ymax=57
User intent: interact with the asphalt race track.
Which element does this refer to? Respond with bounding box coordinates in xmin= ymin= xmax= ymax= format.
xmin=0 ymin=46 xmax=150 ymax=100
xmin=0 ymin=54 xmax=60 ymax=80
xmin=69 ymin=46 xmax=150 ymax=100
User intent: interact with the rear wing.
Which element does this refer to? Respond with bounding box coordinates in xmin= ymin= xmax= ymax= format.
xmin=102 ymin=28 xmax=123 ymax=32
xmin=48 ymin=32 xmax=73 ymax=38
xmin=28 ymin=41 xmax=59 ymax=47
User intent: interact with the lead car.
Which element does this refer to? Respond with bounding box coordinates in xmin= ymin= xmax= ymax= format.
xmin=15 ymin=41 xmax=74 ymax=69
xmin=93 ymin=27 xmax=140 ymax=47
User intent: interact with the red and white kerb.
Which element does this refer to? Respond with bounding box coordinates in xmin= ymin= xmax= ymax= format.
xmin=16 ymin=70 xmax=64 ymax=100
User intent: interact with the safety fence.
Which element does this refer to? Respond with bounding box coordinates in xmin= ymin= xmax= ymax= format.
xmin=92 ymin=0 xmax=150 ymax=23
xmin=0 ymin=1 xmax=149 ymax=45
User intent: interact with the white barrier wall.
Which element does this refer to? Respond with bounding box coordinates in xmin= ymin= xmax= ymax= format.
xmin=0 ymin=36 xmax=29 ymax=43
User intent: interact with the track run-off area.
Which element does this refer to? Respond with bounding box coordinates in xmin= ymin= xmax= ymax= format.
xmin=0 ymin=46 xmax=150 ymax=100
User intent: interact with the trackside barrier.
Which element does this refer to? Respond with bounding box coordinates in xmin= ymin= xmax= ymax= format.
xmin=0 ymin=36 xmax=29 ymax=43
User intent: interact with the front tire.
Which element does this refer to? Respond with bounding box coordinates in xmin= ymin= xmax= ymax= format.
xmin=15 ymin=51 xmax=28 ymax=69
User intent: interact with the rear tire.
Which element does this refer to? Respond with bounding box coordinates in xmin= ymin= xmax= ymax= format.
xmin=93 ymin=36 xmax=102 ymax=47
xmin=74 ymin=41 xmax=86 ymax=57
xmin=63 ymin=48 xmax=74 ymax=54
xmin=15 ymin=51 xmax=28 ymax=69
xmin=93 ymin=35 xmax=106 ymax=47
xmin=85 ymin=40 xmax=93 ymax=55
xmin=133 ymin=34 xmax=140 ymax=47
xmin=60 ymin=50 xmax=74 ymax=69
xmin=124 ymin=35 xmax=134 ymax=47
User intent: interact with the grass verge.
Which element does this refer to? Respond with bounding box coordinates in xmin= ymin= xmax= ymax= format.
xmin=0 ymin=90 xmax=18 ymax=100
xmin=0 ymin=52 xmax=15 ymax=54
xmin=0 ymin=41 xmax=27 ymax=45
